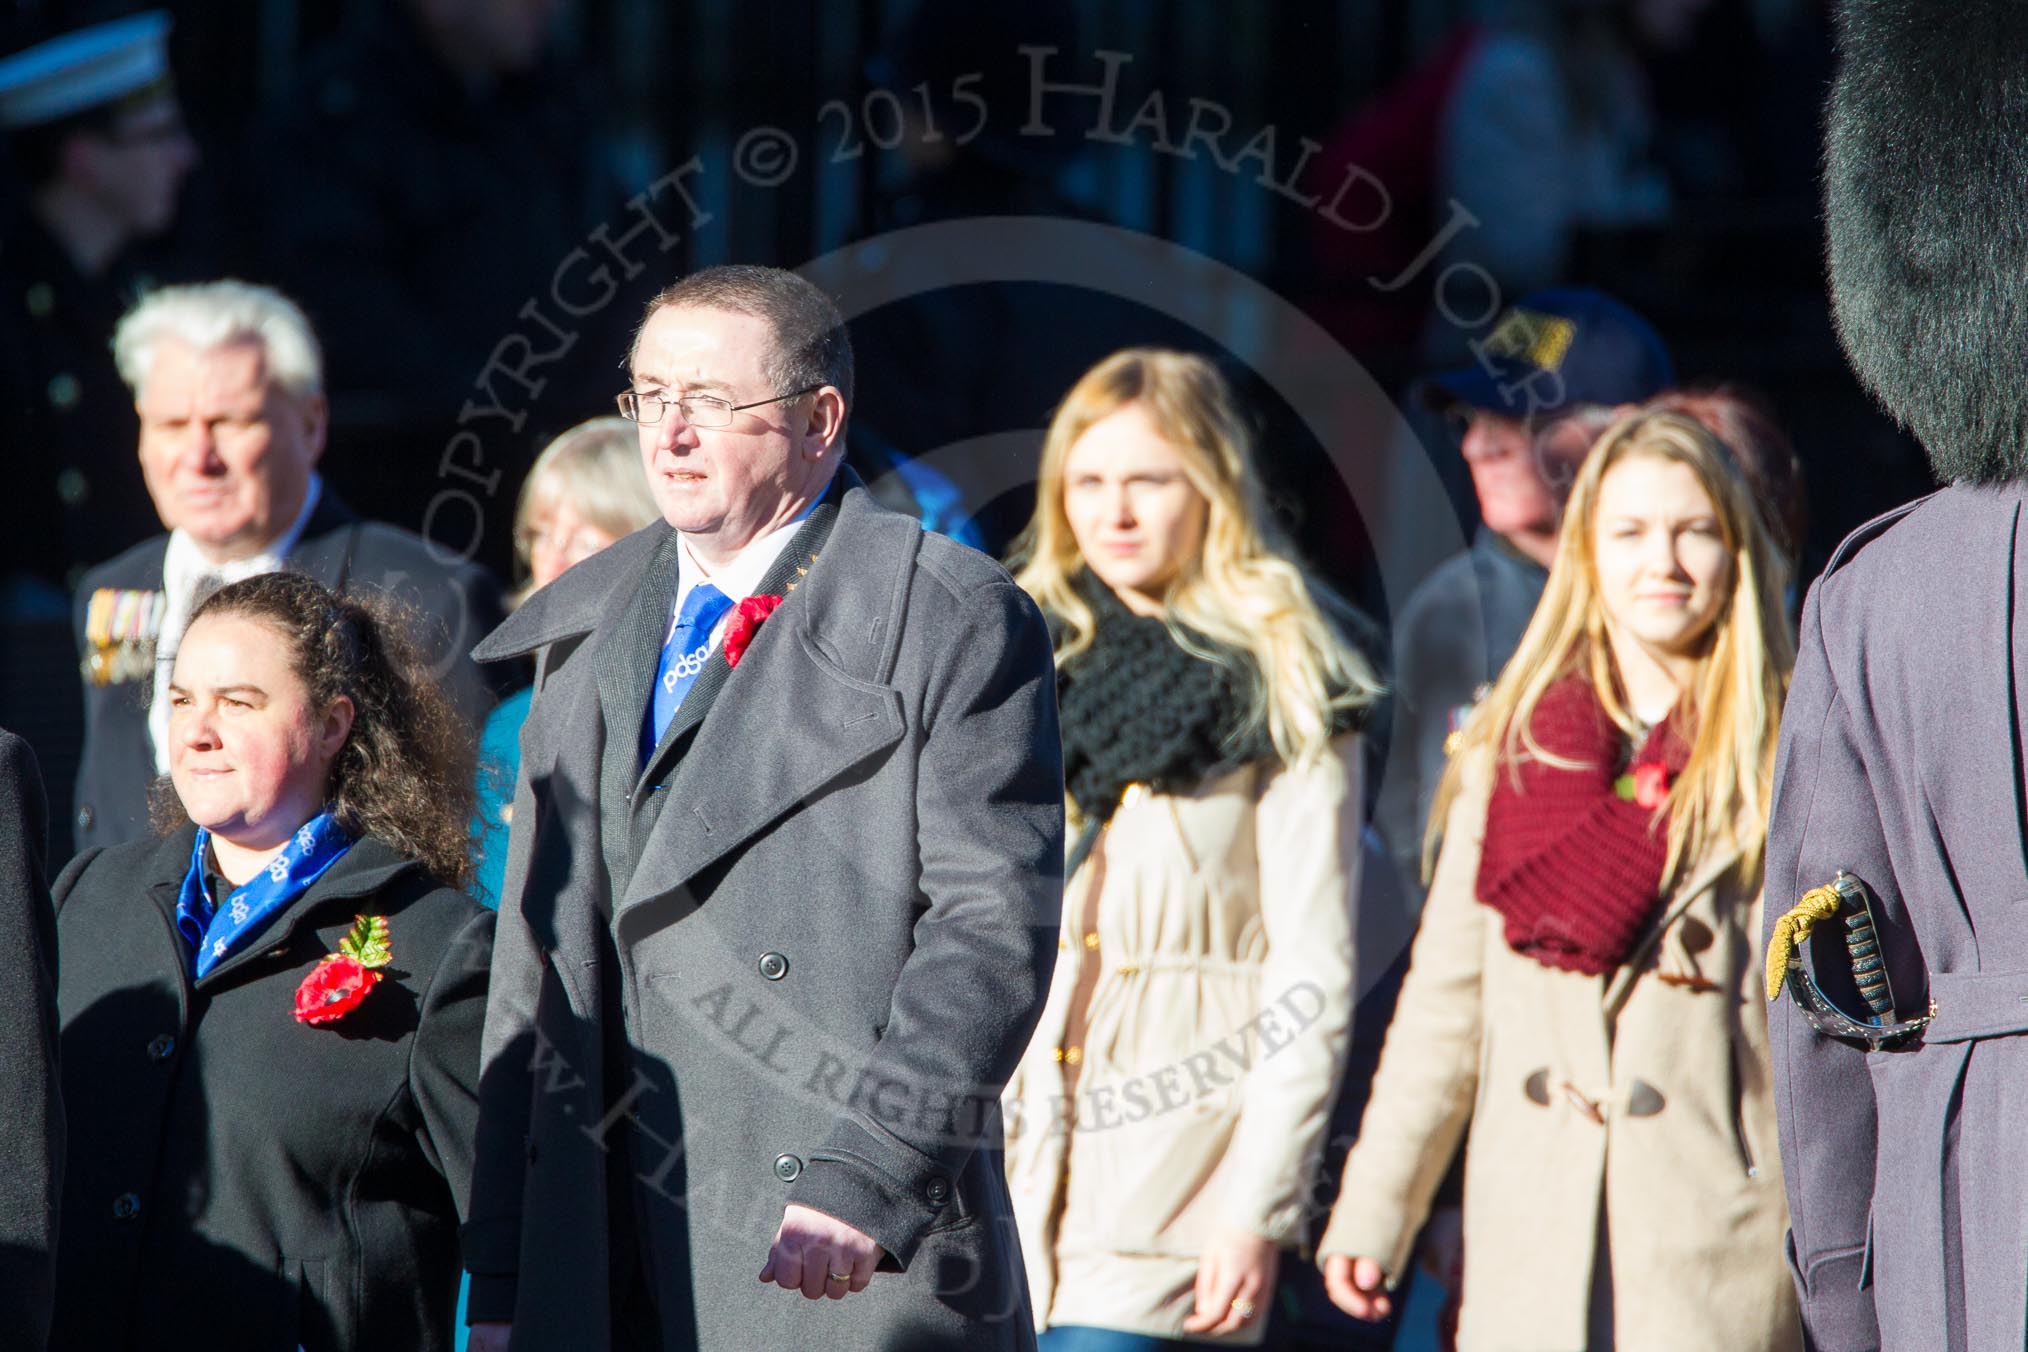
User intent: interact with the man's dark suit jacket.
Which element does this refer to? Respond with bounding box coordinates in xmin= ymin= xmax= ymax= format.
xmin=69 ymin=489 xmax=505 ymax=854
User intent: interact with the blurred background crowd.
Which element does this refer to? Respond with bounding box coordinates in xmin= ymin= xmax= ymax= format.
xmin=0 ymin=0 xmax=1930 ymax=857
xmin=0 ymin=2 xmax=1944 ymax=1348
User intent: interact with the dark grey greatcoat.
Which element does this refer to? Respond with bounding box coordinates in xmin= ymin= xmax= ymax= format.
xmin=1765 ymin=484 xmax=2028 ymax=1351
xmin=463 ymin=476 xmax=1063 ymax=1349
xmin=49 ymin=828 xmax=494 ymax=1351
xmin=0 ymin=730 xmax=61 ymax=1350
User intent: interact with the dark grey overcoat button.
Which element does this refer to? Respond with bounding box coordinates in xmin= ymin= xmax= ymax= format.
xmin=111 ymin=1192 xmax=141 ymax=1220
xmin=924 ymin=1174 xmax=951 ymax=1205
xmin=774 ymin=1153 xmax=802 ymax=1182
xmin=146 ymin=1034 xmax=175 ymax=1062
xmin=758 ymin=952 xmax=789 ymax=981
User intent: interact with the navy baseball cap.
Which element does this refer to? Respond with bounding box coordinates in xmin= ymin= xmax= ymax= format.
xmin=1420 ymin=288 xmax=1675 ymax=420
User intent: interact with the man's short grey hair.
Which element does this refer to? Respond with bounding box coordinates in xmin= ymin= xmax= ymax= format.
xmin=114 ymin=279 xmax=324 ymax=399
xmin=630 ymin=264 xmax=854 ymax=409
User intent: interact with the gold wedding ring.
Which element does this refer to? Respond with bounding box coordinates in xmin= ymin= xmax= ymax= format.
xmin=828 ymin=1270 xmax=852 ymax=1284
xmin=1231 ymin=1297 xmax=1257 ymax=1320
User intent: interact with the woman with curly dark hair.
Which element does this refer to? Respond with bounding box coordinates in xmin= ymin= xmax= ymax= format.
xmin=48 ymin=571 xmax=493 ymax=1352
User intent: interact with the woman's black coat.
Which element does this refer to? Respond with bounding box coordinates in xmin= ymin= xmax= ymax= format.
xmin=49 ymin=825 xmax=493 ymax=1351
xmin=0 ymin=730 xmax=61 ymax=1350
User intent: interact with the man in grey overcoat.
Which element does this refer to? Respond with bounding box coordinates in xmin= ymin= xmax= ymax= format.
xmin=1765 ymin=3 xmax=2028 ymax=1348
xmin=463 ymin=265 xmax=1063 ymax=1350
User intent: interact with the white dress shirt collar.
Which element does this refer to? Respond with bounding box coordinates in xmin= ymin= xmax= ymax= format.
xmin=151 ymin=476 xmax=325 ymax=770
xmin=162 ymin=474 xmax=324 ymax=593
xmin=672 ymin=499 xmax=816 ymax=618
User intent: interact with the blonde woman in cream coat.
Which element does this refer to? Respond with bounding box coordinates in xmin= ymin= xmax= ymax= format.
xmin=1002 ymin=349 xmax=1382 ymax=1350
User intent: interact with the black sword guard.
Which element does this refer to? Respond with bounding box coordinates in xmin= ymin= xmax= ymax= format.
xmin=1782 ymin=870 xmax=1930 ymax=1051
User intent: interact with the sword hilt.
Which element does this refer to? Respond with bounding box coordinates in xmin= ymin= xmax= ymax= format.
xmin=1839 ymin=880 xmax=1895 ymax=1022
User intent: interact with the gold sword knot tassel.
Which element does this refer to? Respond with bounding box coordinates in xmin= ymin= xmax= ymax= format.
xmin=1765 ymin=884 xmax=1843 ymax=1002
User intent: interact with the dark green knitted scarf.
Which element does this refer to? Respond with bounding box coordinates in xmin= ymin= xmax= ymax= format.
xmin=1055 ymin=575 xmax=1275 ymax=828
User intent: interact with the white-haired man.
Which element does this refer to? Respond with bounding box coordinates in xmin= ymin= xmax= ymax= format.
xmin=70 ymin=279 xmax=504 ymax=853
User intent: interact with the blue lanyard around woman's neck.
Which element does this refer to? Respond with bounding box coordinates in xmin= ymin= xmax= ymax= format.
xmin=175 ymin=810 xmax=355 ymax=978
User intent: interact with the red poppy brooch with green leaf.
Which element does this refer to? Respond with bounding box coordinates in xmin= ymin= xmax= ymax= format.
xmin=294 ymin=914 xmax=392 ymax=1025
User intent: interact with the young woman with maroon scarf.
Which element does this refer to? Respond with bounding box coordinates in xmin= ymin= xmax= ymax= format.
xmin=1317 ymin=410 xmax=1801 ymax=1350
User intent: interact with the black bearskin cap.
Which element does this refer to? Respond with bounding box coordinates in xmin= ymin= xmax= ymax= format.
xmin=1826 ymin=0 xmax=2028 ymax=483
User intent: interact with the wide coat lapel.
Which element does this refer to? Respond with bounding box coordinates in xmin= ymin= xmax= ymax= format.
xmin=635 ymin=493 xmax=842 ymax=791
xmin=137 ymin=831 xmax=198 ymax=1023
xmin=471 ymin=521 xmax=670 ymax=915
xmin=1600 ymin=841 xmax=1746 ymax=1017
xmin=472 ymin=520 xmax=671 ymax=670
xmin=599 ymin=526 xmax=686 ymax=786
xmin=279 ymin=490 xmax=364 ymax=591
xmin=618 ymin=490 xmax=919 ymax=914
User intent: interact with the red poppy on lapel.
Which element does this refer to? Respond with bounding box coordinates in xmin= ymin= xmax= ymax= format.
xmin=294 ymin=914 xmax=392 ymax=1026
xmin=724 ymin=594 xmax=784 ymax=669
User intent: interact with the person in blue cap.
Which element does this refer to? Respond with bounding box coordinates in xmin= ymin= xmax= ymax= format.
xmin=1375 ymin=287 xmax=1675 ymax=906
xmin=0 ymin=10 xmax=198 ymax=594
xmin=0 ymin=7 xmax=199 ymax=872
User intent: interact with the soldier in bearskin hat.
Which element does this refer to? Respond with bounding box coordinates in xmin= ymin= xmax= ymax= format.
xmin=1764 ymin=2 xmax=2028 ymax=1347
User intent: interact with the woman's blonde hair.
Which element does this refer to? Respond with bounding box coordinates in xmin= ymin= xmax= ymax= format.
xmin=1010 ymin=348 xmax=1381 ymax=768
xmin=512 ymin=417 xmax=660 ymax=589
xmin=1427 ymin=409 xmax=1795 ymax=885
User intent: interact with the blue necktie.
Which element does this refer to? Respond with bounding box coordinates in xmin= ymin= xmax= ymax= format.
xmin=644 ymin=582 xmax=732 ymax=762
